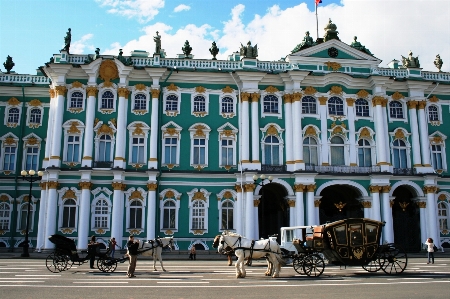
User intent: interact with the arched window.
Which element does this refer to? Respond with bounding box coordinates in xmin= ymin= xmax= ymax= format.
xmin=93 ymin=199 xmax=109 ymax=228
xmin=97 ymin=135 xmax=112 ymax=162
xmin=101 ymin=91 xmax=114 ymax=109
xmin=192 ymin=200 xmax=206 ymax=230
xmin=62 ymin=199 xmax=77 ymax=228
xmin=221 ymin=96 xmax=233 ymax=113
xmin=389 ymin=101 xmax=404 ymax=118
xmin=392 ymin=139 xmax=408 ymax=168
xmin=0 ymin=202 xmax=11 ymax=230
xmin=7 ymin=108 xmax=20 ymax=123
xmin=355 ymin=98 xmax=369 ymax=117
xmin=19 ymin=203 xmax=33 ymax=230
xmin=166 ymin=94 xmax=178 ymax=111
xmin=221 ymin=201 xmax=234 ymax=230
xmin=428 ymin=105 xmax=439 ymax=122
xmin=193 ymin=95 xmax=206 ymax=112
xmin=438 ymin=202 xmax=448 ymax=230
xmin=328 ymin=97 xmax=344 ymax=116
xmin=134 ymin=94 xmax=147 ymax=110
xmin=302 ymin=96 xmax=317 ymax=114
xmin=263 ymin=95 xmax=279 ymax=113
xmin=29 ymin=108 xmax=41 ymax=124
xmin=70 ymin=91 xmax=83 ymax=108
xmin=264 ymin=136 xmax=281 ymax=165
xmin=330 ymin=136 xmax=345 ymax=166
xmin=129 ymin=200 xmax=143 ymax=229
xmin=303 ymin=137 xmax=318 ymax=166
xmin=163 ymin=200 xmax=176 ymax=229
xmin=357 ymin=139 xmax=372 ymax=167
xmin=431 ymin=143 xmax=443 ymax=170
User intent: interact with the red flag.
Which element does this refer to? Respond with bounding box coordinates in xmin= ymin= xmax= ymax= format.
xmin=315 ymin=0 xmax=322 ymax=4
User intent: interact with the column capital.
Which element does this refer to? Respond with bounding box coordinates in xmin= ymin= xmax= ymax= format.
xmin=147 ymin=182 xmax=158 ymax=191
xmin=294 ymin=184 xmax=305 ymax=192
xmin=318 ymin=96 xmax=327 ymax=105
xmin=314 ymin=199 xmax=321 ymax=207
xmin=306 ymin=184 xmax=316 ymax=192
xmin=117 ymin=87 xmax=130 ymax=98
xmin=287 ymin=199 xmax=296 ymax=207
xmin=55 ymin=86 xmax=67 ymax=96
xmin=292 ymin=92 xmax=302 ymax=101
xmin=417 ymin=201 xmax=427 ymax=208
xmin=49 ymin=88 xmax=56 ymax=98
xmin=47 ymin=181 xmax=59 ymax=189
xmin=244 ymin=183 xmax=255 ymax=192
xmin=361 ymin=201 xmax=372 ymax=208
xmin=369 ymin=185 xmax=382 ymax=193
xmin=39 ymin=182 xmax=48 ymax=190
xmin=240 ymin=92 xmax=250 ymax=102
xmin=78 ymin=181 xmax=93 ymax=190
xmin=346 ymin=98 xmax=355 ymax=106
xmin=423 ymin=185 xmax=438 ymax=194
xmin=235 ymin=184 xmax=243 ymax=193
xmin=381 ymin=185 xmax=391 ymax=193
xmin=253 ymin=199 xmax=260 ymax=207
xmin=283 ymin=93 xmax=293 ymax=104
xmin=112 ymin=182 xmax=127 ymax=191
xmin=417 ymin=101 xmax=427 ymax=109
xmin=407 ymin=100 xmax=418 ymax=109
xmin=86 ymin=86 xmax=98 ymax=97
xmin=372 ymin=96 xmax=385 ymax=106
xmin=151 ymin=89 xmax=160 ymax=98
xmin=250 ymin=93 xmax=260 ymax=102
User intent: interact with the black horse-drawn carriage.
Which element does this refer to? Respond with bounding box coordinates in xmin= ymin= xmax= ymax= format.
xmin=46 ymin=234 xmax=117 ymax=273
xmin=280 ymin=218 xmax=407 ymax=277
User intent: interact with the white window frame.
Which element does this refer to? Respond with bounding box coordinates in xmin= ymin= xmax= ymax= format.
xmin=67 ymin=86 xmax=86 ymax=113
xmin=159 ymin=188 xmax=181 ymax=233
xmin=427 ymin=103 xmax=442 ymax=125
xmin=217 ymin=123 xmax=238 ymax=169
xmin=388 ymin=100 xmax=407 ymax=122
xmin=25 ymin=103 xmax=44 ymax=128
xmin=93 ymin=120 xmax=116 ymax=167
xmin=217 ymin=189 xmax=237 ymax=232
xmin=57 ymin=187 xmax=80 ymax=233
xmin=5 ymin=107 xmax=21 ymax=128
xmin=329 ymin=135 xmax=349 ymax=166
xmin=62 ymin=120 xmax=85 ymax=165
xmin=161 ymin=122 xmax=182 ymax=169
xmin=98 ymin=83 xmax=117 ymax=114
xmin=187 ymin=188 xmax=210 ymax=235
xmin=301 ymin=96 xmax=319 ymax=117
xmin=389 ymin=129 xmax=412 ymax=169
xmin=303 ymin=136 xmax=320 ymax=166
xmin=327 ymin=96 xmax=346 ymax=117
xmin=0 ymin=194 xmax=13 ymax=232
xmin=357 ymin=138 xmax=375 ymax=167
xmin=220 ymin=93 xmax=237 ymax=119
xmin=261 ymin=92 xmax=282 ymax=118
xmin=191 ymin=92 xmax=209 ymax=117
xmin=355 ymin=98 xmax=371 ymax=118
xmin=16 ymin=195 xmax=35 ymax=233
xmin=0 ymin=134 xmax=19 ymax=173
xmin=127 ymin=122 xmax=150 ymax=166
xmin=90 ymin=187 xmax=113 ymax=234
xmin=22 ymin=134 xmax=42 ymax=172
xmin=260 ymin=123 xmax=284 ymax=165
xmin=163 ymin=87 xmax=181 ymax=117
xmin=438 ymin=201 xmax=449 ymax=231
xmin=429 ymin=133 xmax=447 ymax=172
xmin=131 ymin=85 xmax=150 ymax=115
xmin=125 ymin=188 xmax=147 ymax=233
xmin=189 ymin=123 xmax=211 ymax=168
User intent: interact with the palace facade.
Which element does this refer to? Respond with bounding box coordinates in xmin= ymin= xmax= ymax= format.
xmin=1 ymin=21 xmax=450 ymax=252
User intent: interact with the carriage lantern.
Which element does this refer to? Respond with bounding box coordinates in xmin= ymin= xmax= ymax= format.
xmin=20 ymin=169 xmax=44 ymax=257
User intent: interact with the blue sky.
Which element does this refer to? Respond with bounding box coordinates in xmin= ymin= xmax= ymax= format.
xmin=1 ymin=0 xmax=449 ymax=74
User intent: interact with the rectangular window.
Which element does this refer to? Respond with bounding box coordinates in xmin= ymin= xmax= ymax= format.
xmin=221 ymin=207 xmax=233 ymax=230
xmin=131 ymin=137 xmax=145 ymax=163
xmin=66 ymin=136 xmax=80 ymax=162
xmin=63 ymin=206 xmax=76 ymax=227
xmin=0 ymin=205 xmax=10 ymax=230
xmin=192 ymin=208 xmax=205 ymax=229
xmin=130 ymin=208 xmax=142 ymax=229
xmin=221 ymin=139 xmax=233 ymax=166
xmin=163 ymin=209 xmax=175 ymax=229
xmin=431 ymin=144 xmax=443 ymax=169
xmin=3 ymin=146 xmax=17 ymax=170
xmin=164 ymin=138 xmax=177 ymax=164
xmin=358 ymin=148 xmax=371 ymax=167
xmin=19 ymin=207 xmax=29 ymax=230
xmin=193 ymin=138 xmax=206 ymax=164
xmin=25 ymin=147 xmax=39 ymax=171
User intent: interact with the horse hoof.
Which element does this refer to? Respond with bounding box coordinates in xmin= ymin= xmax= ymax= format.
xmin=153 ymin=269 xmax=157 ymax=271
xmin=163 ymin=269 xmax=167 ymax=272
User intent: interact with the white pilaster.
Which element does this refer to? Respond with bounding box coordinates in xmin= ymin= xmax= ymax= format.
xmin=148 ymin=89 xmax=160 ymax=169
xmin=44 ymin=183 xmax=58 ymax=249
xmin=254 ymin=198 xmax=259 ymax=239
xmin=370 ymin=186 xmax=381 ymax=221
xmin=294 ymin=185 xmax=304 ymax=227
xmin=382 ymin=102 xmax=391 ymax=165
xmin=241 ymin=94 xmax=251 ymax=169
xmin=82 ymin=88 xmax=97 ymax=167
xmin=43 ymin=90 xmax=55 ymax=168
xmin=374 ymin=101 xmax=387 ymax=165
xmin=77 ymin=182 xmax=92 ymax=250
xmin=318 ymin=97 xmax=329 ymax=165
xmin=146 ymin=184 xmax=157 ymax=240
xmin=292 ymin=93 xmax=303 ymax=170
xmin=381 ymin=192 xmax=394 ymax=243
xmin=425 ymin=188 xmax=439 ymax=246
xmin=245 ymin=184 xmax=254 ymax=239
xmin=418 ymin=102 xmax=431 ymax=166
xmin=306 ymin=186 xmax=316 ymax=226
xmin=346 ymin=99 xmax=357 ymax=166
xmin=250 ymin=93 xmax=261 ymax=168
xmin=111 ymin=182 xmax=125 ymax=242
xmin=418 ymin=201 xmax=428 ymax=248
xmin=49 ymin=87 xmax=66 ymax=167
xmin=35 ymin=185 xmax=48 ymax=252
xmin=114 ymin=88 xmax=129 ymax=168
xmin=235 ymin=185 xmax=243 ymax=235
xmin=284 ymin=94 xmax=294 ymax=171
xmin=408 ymin=102 xmax=422 ymax=167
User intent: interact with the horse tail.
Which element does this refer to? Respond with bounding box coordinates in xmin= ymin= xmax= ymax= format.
xmin=274 ymin=253 xmax=286 ymax=267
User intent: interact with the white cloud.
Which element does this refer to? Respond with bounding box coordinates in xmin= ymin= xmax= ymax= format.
xmin=70 ymin=34 xmax=94 ymax=54
xmin=102 ymin=1 xmax=450 ymax=72
xmin=95 ymin=0 xmax=165 ymax=23
xmin=174 ymin=4 xmax=190 ymax=13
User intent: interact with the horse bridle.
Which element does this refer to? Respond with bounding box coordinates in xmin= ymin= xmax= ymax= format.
xmin=219 ymin=236 xmax=241 ymax=253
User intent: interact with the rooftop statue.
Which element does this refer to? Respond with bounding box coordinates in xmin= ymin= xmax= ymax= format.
xmin=154 ymin=31 xmax=161 ymax=54
xmin=209 ymin=41 xmax=219 ymax=60
xmin=117 ymin=49 xmax=133 ymax=66
xmin=350 ymin=36 xmax=372 ymax=55
xmin=323 ymin=19 xmax=340 ymax=42
xmin=434 ymin=54 xmax=443 ymax=72
xmin=401 ymin=51 xmax=420 ymax=68
xmin=291 ymin=31 xmax=316 ymax=53
xmin=3 ymin=55 xmax=15 ymax=74
xmin=62 ymin=28 xmax=72 ymax=53
xmin=240 ymin=41 xmax=258 ymax=58
xmin=85 ymin=48 xmax=100 ymax=64
xmin=182 ymin=40 xmax=192 ymax=57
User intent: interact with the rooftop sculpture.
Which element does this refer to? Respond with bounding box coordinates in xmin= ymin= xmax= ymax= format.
xmin=3 ymin=55 xmax=15 ymax=74
xmin=62 ymin=28 xmax=72 ymax=54
xmin=182 ymin=40 xmax=193 ymax=57
xmin=154 ymin=31 xmax=161 ymax=55
xmin=401 ymin=51 xmax=420 ymax=68
xmin=291 ymin=31 xmax=316 ymax=53
xmin=434 ymin=54 xmax=443 ymax=72
xmin=209 ymin=41 xmax=219 ymax=60
xmin=323 ymin=19 xmax=339 ymax=42
xmin=350 ymin=36 xmax=372 ymax=55
xmin=240 ymin=41 xmax=258 ymax=58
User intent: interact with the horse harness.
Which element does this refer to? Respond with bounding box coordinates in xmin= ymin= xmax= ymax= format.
xmin=222 ymin=237 xmax=277 ymax=260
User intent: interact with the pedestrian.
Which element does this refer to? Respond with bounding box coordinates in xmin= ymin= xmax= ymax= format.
xmin=425 ymin=237 xmax=435 ymax=264
xmin=126 ymin=235 xmax=139 ymax=278
xmin=109 ymin=237 xmax=117 ymax=258
xmin=189 ymin=246 xmax=196 ymax=260
xmin=88 ymin=235 xmax=99 ymax=269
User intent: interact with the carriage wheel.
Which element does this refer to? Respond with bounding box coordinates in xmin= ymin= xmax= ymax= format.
xmin=380 ymin=243 xmax=408 ymax=275
xmin=302 ymin=254 xmax=325 ymax=277
xmin=292 ymin=256 xmax=305 ymax=275
xmin=97 ymin=257 xmax=117 ymax=273
xmin=46 ymin=253 xmax=61 ymax=273
xmin=362 ymin=258 xmax=383 ymax=272
xmin=64 ymin=256 xmax=73 ymax=270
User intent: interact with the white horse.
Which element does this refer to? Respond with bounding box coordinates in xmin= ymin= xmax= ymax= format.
xmin=214 ymin=233 xmax=284 ymax=278
xmin=134 ymin=237 xmax=174 ymax=272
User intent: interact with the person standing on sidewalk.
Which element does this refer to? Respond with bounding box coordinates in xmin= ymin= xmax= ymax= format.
xmin=425 ymin=237 xmax=435 ymax=264
xmin=189 ymin=246 xmax=196 ymax=260
xmin=126 ymin=235 xmax=139 ymax=277
xmin=109 ymin=237 xmax=117 ymax=258
xmin=88 ymin=235 xmax=99 ymax=269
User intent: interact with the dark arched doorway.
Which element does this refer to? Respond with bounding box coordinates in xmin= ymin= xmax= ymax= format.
xmin=319 ymin=185 xmax=364 ymax=224
xmin=392 ymin=186 xmax=421 ymax=252
xmin=257 ymin=183 xmax=289 ymax=240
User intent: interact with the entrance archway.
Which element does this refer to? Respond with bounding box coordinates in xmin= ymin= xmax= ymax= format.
xmin=392 ymin=186 xmax=421 ymax=252
xmin=319 ymin=185 xmax=363 ymax=224
xmin=257 ymin=183 xmax=289 ymax=240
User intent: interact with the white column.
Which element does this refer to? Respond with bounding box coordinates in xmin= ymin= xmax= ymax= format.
xmin=250 ymin=93 xmax=260 ymax=165
xmin=235 ymin=185 xmax=243 ymax=235
xmin=49 ymin=86 xmax=67 ymax=167
xmin=35 ymin=183 xmax=48 ymax=252
xmin=425 ymin=187 xmax=439 ymax=245
xmin=370 ymin=186 xmax=381 ymax=221
xmin=381 ymin=101 xmax=391 ymax=164
xmin=43 ymin=89 xmax=56 ymax=168
xmin=418 ymin=202 xmax=428 ymax=248
xmin=240 ymin=94 xmax=251 ymax=166
xmin=408 ymin=101 xmax=422 ymax=167
xmin=284 ymin=94 xmax=294 ymax=169
xmin=254 ymin=199 xmax=259 ymax=239
xmin=288 ymin=198 xmax=295 ymax=227
xmin=381 ymin=189 xmax=394 ymax=243
xmin=363 ymin=201 xmax=371 ymax=219
xmin=346 ymin=99 xmax=357 ymax=166
xmin=244 ymin=184 xmax=254 ymax=239
xmin=77 ymin=182 xmax=92 ymax=250
xmin=146 ymin=183 xmax=157 ymax=240
xmin=44 ymin=182 xmax=58 ymax=249
xmin=418 ymin=102 xmax=431 ymax=166
xmin=315 ymin=196 xmax=321 ymax=225
xmin=111 ymin=182 xmax=125 ymax=242
xmin=306 ymin=185 xmax=316 ymax=226
xmin=148 ymin=89 xmax=160 ymax=169
xmin=373 ymin=99 xmax=387 ymax=164
xmin=318 ymin=97 xmax=329 ymax=165
xmin=114 ymin=88 xmax=129 ymax=168
xmin=82 ymin=87 xmax=97 ymax=167
xmin=292 ymin=93 xmax=303 ymax=170
xmin=294 ymin=184 xmax=304 ymax=227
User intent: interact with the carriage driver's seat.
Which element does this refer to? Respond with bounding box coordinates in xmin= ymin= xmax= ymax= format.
xmin=306 ymin=226 xmax=324 ymax=241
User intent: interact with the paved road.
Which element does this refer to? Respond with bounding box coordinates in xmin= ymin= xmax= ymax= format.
xmin=1 ymin=257 xmax=449 ymax=298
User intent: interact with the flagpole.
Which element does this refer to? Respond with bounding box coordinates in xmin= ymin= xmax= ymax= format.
xmin=315 ymin=3 xmax=318 ymax=40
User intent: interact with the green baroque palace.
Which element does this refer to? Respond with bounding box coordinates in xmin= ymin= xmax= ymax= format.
xmin=1 ymin=20 xmax=449 ymax=253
